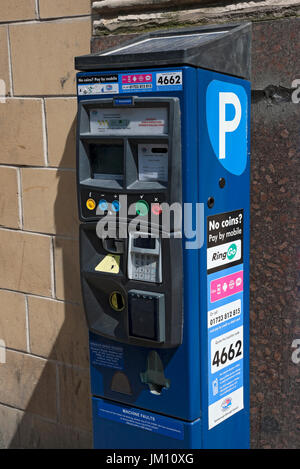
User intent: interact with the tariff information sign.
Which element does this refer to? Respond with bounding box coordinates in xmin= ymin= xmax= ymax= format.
xmin=207 ymin=210 xmax=244 ymax=430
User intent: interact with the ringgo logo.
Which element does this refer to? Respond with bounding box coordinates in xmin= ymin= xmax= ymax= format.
xmin=207 ymin=239 xmax=242 ymax=271
xmin=227 ymin=243 xmax=237 ymax=260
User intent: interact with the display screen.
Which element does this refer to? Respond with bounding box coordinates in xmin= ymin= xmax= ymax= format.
xmin=89 ymin=143 xmax=123 ymax=178
xmin=133 ymin=237 xmax=156 ymax=249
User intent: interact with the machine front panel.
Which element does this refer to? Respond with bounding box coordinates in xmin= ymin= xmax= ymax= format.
xmin=77 ymin=66 xmax=201 ymax=421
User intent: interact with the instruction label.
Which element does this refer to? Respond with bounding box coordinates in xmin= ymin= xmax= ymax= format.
xmin=90 ymin=341 xmax=124 ymax=370
xmin=90 ymin=107 xmax=168 ymax=136
xmin=207 ymin=209 xmax=244 ymax=430
xmin=138 ymin=143 xmax=168 ymax=182
xmin=97 ymin=401 xmax=184 ymax=440
xmin=207 ymin=265 xmax=244 ymax=429
xmin=207 ymin=209 xmax=243 ymax=274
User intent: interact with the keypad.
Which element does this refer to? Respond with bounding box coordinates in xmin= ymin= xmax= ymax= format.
xmin=132 ymin=253 xmax=158 ymax=282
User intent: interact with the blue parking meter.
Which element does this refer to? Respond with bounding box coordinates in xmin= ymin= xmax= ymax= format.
xmin=75 ymin=22 xmax=251 ymax=449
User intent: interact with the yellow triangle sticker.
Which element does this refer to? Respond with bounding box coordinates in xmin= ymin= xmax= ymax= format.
xmin=95 ymin=254 xmax=120 ymax=274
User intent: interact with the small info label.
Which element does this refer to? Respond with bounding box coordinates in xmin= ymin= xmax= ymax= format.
xmin=90 ymin=341 xmax=124 ymax=370
xmin=138 ymin=143 xmax=168 ymax=182
xmin=90 ymin=108 xmax=168 ymax=136
xmin=97 ymin=401 xmax=184 ymax=440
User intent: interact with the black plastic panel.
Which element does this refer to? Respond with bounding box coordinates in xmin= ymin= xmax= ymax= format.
xmin=80 ymin=223 xmax=183 ymax=348
xmin=75 ymin=23 xmax=252 ymax=80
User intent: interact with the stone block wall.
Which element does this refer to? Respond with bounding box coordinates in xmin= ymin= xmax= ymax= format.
xmin=0 ymin=0 xmax=93 ymax=449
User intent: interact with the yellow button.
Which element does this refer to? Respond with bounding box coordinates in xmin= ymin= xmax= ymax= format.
xmin=86 ymin=198 xmax=96 ymax=210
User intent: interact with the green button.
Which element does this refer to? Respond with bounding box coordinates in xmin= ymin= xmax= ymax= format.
xmin=136 ymin=200 xmax=149 ymax=216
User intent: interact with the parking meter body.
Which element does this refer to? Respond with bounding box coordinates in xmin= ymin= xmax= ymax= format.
xmin=75 ymin=23 xmax=251 ymax=449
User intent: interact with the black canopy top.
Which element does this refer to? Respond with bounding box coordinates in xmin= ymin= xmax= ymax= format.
xmin=75 ymin=22 xmax=251 ymax=80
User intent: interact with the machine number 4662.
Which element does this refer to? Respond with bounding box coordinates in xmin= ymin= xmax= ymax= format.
xmin=156 ymin=72 xmax=182 ymax=86
xmin=212 ymin=339 xmax=242 ymax=370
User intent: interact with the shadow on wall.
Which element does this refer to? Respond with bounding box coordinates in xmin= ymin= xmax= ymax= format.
xmin=8 ymin=117 xmax=93 ymax=449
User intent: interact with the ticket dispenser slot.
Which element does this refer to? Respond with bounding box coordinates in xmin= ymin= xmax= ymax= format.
xmin=140 ymin=351 xmax=170 ymax=395
xmin=102 ymin=238 xmax=125 ymax=254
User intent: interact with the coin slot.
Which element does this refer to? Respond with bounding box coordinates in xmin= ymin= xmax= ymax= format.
xmin=109 ymin=291 xmax=125 ymax=312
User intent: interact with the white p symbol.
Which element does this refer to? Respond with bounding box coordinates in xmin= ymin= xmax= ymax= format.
xmin=219 ymin=92 xmax=241 ymax=160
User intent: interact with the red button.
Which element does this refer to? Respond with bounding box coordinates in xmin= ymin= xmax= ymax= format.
xmin=151 ymin=203 xmax=162 ymax=215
